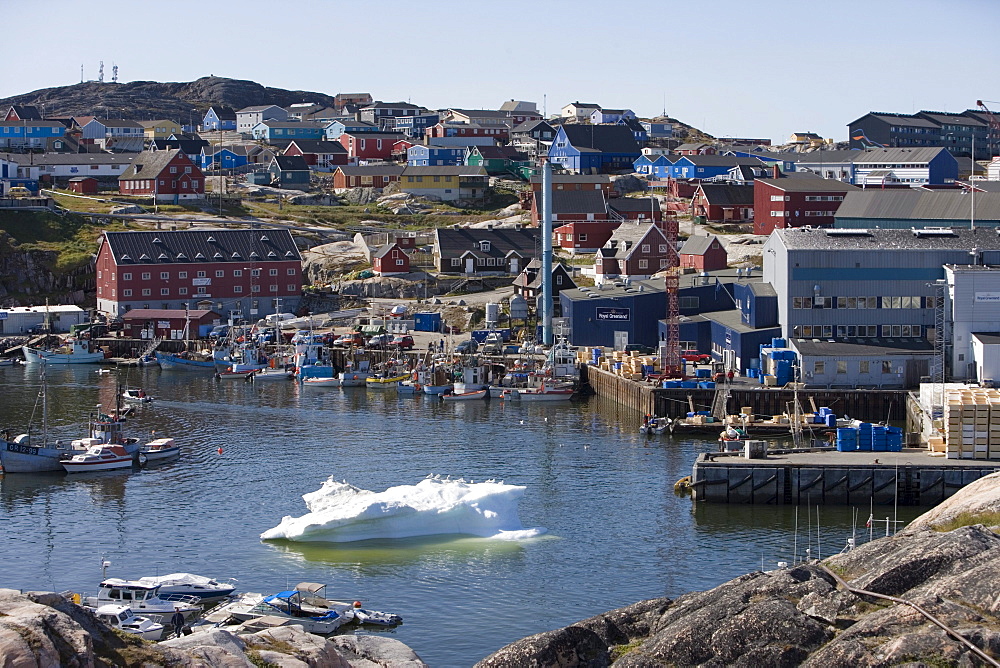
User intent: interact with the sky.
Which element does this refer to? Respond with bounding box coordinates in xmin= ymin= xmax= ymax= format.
xmin=6 ymin=0 xmax=1000 ymax=144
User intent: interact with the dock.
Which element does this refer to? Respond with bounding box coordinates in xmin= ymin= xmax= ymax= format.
xmin=690 ymin=448 xmax=1000 ymax=505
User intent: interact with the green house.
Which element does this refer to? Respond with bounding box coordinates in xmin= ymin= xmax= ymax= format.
xmin=466 ymin=145 xmax=531 ymax=177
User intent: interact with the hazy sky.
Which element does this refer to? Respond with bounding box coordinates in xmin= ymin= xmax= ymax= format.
xmin=6 ymin=0 xmax=999 ymax=143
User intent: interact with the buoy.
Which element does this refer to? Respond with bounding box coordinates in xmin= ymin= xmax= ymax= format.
xmin=217 ymin=447 xmax=224 ymax=455
xmin=353 ymin=601 xmax=362 ymax=608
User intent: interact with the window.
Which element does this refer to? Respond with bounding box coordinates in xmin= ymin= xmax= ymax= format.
xmin=679 ymin=296 xmax=700 ymax=309
xmin=837 ymin=325 xmax=847 ymax=337
xmin=822 ymin=325 xmax=833 ymax=337
xmin=269 ymin=269 xmax=278 ymax=276
xmin=814 ymin=361 xmax=825 ymax=375
xmin=215 ymin=270 xmax=224 ymax=278
xmin=251 ymin=269 xmax=261 ymax=277
xmin=233 ymin=270 xmax=242 ymax=277
xmin=178 ymin=271 xmax=187 ymax=279
xmin=451 ymin=258 xmax=461 ymax=266
xmin=269 ymin=285 xmax=278 ymax=292
xmin=161 ymin=288 xmax=169 ymax=296
xmin=641 ymin=244 xmax=650 ymax=253
xmin=142 ymin=288 xmax=151 ymax=296
xmin=770 ymin=195 xmax=784 ymax=202
xmin=881 ymin=361 xmax=892 ymax=374
xmin=123 ymin=273 xmax=132 ymax=281
xmin=814 ymin=296 xmax=832 ymax=309
xmin=123 ymin=289 xmax=132 ymax=297
xmin=287 ymin=284 xmax=297 ymax=291
xmin=170 ymin=166 xmax=177 ymax=174
xmin=660 ymin=258 xmax=669 ymax=268
xmin=234 ymin=285 xmax=243 ymax=293
xmin=197 ymin=271 xmax=206 ymax=278
xmin=579 ymin=233 xmax=588 ymax=242
xmin=141 ymin=272 xmax=151 ymax=280
xmin=638 ymin=259 xmax=648 ymax=269
xmin=251 ymin=285 xmax=261 ymax=293
xmin=178 ymin=287 xmax=187 ymax=295
xmin=659 ymin=244 xmax=668 ymax=253
xmin=792 ymin=297 xmax=813 ymax=309
xmin=287 ymin=268 xmax=296 ymax=276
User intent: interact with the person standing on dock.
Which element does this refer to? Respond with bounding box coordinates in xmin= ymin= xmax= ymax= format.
xmin=171 ymin=610 xmax=185 ymax=638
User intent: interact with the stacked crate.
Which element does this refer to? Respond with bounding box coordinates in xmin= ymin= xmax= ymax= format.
xmin=943 ymin=388 xmax=1000 ymax=460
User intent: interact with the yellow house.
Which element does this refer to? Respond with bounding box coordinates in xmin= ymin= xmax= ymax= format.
xmin=139 ymin=120 xmax=182 ymax=140
xmin=400 ymin=166 xmax=488 ymax=202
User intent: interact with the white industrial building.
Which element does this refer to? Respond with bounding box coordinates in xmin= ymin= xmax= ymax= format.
xmin=0 ymin=305 xmax=88 ymax=335
xmin=945 ymin=263 xmax=1000 ymax=382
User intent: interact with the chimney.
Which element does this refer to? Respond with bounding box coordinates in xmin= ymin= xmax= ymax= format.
xmin=771 ymin=163 xmax=780 ymax=179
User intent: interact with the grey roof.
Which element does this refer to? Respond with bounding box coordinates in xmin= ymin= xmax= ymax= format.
xmin=674 ymin=143 xmax=714 ymax=152
xmin=529 ymin=174 xmax=612 ymax=185
xmin=448 ymin=109 xmax=514 ymax=119
xmin=340 ymin=132 xmax=406 ymax=140
xmin=0 ymin=120 xmax=69 ymax=130
xmin=237 ymin=105 xmax=283 ymax=113
xmin=119 ymin=150 xmax=188 ymax=181
xmin=696 ymin=184 xmax=754 ymax=206
xmin=6 ymin=105 xmax=41 ymax=119
xmin=207 ymin=106 xmax=236 ymax=120
xmin=679 ymin=235 xmax=721 ymax=256
xmin=836 ymin=190 xmax=1000 ymax=222
xmin=87 ymin=119 xmax=144 ymax=129
xmin=102 ymin=229 xmax=301 ymax=265
xmin=285 ymin=139 xmax=347 ymax=154
xmin=401 ymin=165 xmax=486 ymax=177
xmin=560 ymin=267 xmax=762 ymax=302
xmin=918 ymin=111 xmax=987 ymax=127
xmin=255 ymin=121 xmax=326 ymax=130
xmin=973 ymin=332 xmax=1000 ymax=345
xmin=0 ymin=152 xmax=135 ymax=166
xmin=775 ymin=225 xmax=1000 ymax=251
xmin=748 ymin=281 xmax=777 ymax=297
xmin=973 ymin=182 xmax=1000 ymax=193
xmin=335 ymin=165 xmax=405 ymax=177
xmin=373 ymin=244 xmax=398 ymax=259
xmin=273 ymin=155 xmax=310 ymax=171
xmin=559 ymin=125 xmax=640 ymax=154
xmin=792 ymin=338 xmax=934 ymax=356
xmin=151 ymin=138 xmax=209 ymax=153
xmin=755 ymin=176 xmax=860 ymax=192
xmin=852 ymin=147 xmax=952 ymax=164
xmin=698 ymin=309 xmax=758 ymax=335
xmin=851 ymin=112 xmax=939 ymax=128
xmin=782 ymin=150 xmax=861 ymax=164
xmin=435 ymin=228 xmax=540 ymax=259
xmin=678 ymin=155 xmax=767 ymax=167
xmin=609 ymin=197 xmax=661 ymax=214
xmin=361 ymin=102 xmax=425 ymax=110
xmin=565 ymin=102 xmax=601 ymax=109
xmin=549 ymin=190 xmax=607 ymax=214
xmin=600 ymin=222 xmax=665 ymax=260
xmin=203 ymin=145 xmax=249 ymax=156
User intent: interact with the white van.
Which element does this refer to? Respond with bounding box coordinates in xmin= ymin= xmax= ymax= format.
xmin=263 ymin=312 xmax=296 ymax=326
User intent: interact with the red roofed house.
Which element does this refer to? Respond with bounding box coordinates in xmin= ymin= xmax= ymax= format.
xmin=691 ymin=183 xmax=754 ymax=222
xmin=282 ymin=139 xmax=349 ymax=171
xmin=118 ymin=149 xmax=204 ymax=201
xmin=372 ymin=243 xmax=410 ymax=276
xmin=679 ymin=235 xmax=728 ymax=272
xmin=121 ymin=308 xmax=221 ymax=340
xmin=338 ymin=132 xmax=405 ymax=162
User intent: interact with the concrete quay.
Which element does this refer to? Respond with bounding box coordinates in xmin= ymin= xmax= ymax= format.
xmin=691 ymin=448 xmax=1000 ymax=505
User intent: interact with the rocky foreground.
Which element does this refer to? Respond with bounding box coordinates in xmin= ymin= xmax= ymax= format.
xmin=478 ymin=472 xmax=1000 ymax=667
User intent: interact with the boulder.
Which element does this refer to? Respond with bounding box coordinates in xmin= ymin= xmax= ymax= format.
xmin=474 ymin=625 xmax=609 ymax=668
xmin=245 ymin=625 xmax=351 ymax=667
xmin=331 ymin=635 xmax=427 ymax=667
xmin=905 ymin=471 xmax=1000 ymax=532
xmin=343 ymin=187 xmax=378 ymax=206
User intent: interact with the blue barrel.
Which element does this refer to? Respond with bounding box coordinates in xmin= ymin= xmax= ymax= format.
xmin=825 ymin=414 xmax=836 ymax=427
xmin=836 ymin=441 xmax=857 ymax=452
xmin=772 ymin=338 xmax=786 ymax=349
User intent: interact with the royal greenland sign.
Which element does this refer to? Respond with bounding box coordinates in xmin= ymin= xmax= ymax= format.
xmin=596 ymin=307 xmax=631 ymax=321
xmin=975 ymin=292 xmax=1000 ymax=303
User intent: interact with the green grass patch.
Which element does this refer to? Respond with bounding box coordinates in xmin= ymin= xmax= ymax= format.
xmin=932 ymin=510 xmax=1000 ymax=532
xmin=609 ymin=639 xmax=644 ymax=661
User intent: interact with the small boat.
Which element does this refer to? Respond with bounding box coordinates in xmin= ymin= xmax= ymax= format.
xmin=155 ymin=351 xmax=217 ymax=371
xmin=338 ymin=371 xmax=371 ymax=387
xmin=83 ymin=579 xmax=202 ymax=624
xmin=639 ymin=416 xmax=670 ymax=435
xmin=397 ymin=382 xmax=421 ymax=395
xmin=22 ymin=338 xmax=106 ymax=365
xmin=140 ymin=437 xmax=179 ymax=461
xmin=366 ymin=374 xmax=409 ymax=388
xmin=136 ymin=573 xmax=237 ymax=602
xmin=215 ymin=368 xmax=255 ymax=380
xmin=441 ymin=389 xmax=488 ymax=402
xmin=62 ymin=444 xmax=138 ymax=473
xmin=122 ymin=388 xmax=153 ymax=403
xmin=302 ymin=376 xmax=342 ymax=388
xmin=246 ymin=368 xmax=294 ymax=382
xmin=95 ymin=368 xmax=112 ymax=375
xmin=95 ymin=605 xmax=164 ymax=641
xmin=422 ymin=383 xmax=453 ymax=395
xmin=506 ymin=383 xmax=574 ymax=402
xmin=0 ymin=358 xmax=14 ymax=367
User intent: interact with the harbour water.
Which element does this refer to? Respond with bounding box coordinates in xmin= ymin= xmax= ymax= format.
xmin=0 ymin=364 xmax=926 ymax=667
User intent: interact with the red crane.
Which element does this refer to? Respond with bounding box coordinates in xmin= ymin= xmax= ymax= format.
xmin=976 ymin=100 xmax=1000 ymax=156
xmin=662 ymin=213 xmax=681 ymax=378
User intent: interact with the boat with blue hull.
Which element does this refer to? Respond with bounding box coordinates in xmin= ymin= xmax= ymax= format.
xmin=155 ymin=351 xmax=217 ymax=371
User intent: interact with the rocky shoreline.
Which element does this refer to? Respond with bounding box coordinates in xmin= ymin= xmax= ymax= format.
xmin=3 ymin=474 xmax=999 ymax=667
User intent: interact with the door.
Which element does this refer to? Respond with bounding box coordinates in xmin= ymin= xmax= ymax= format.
xmin=614 ymin=331 xmax=629 ymax=351
xmin=510 ymin=258 xmax=519 ymax=274
xmin=465 ymin=258 xmax=474 ymax=274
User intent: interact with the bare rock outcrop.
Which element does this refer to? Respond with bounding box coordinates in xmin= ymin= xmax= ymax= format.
xmin=906 ymin=470 xmax=1000 ymax=532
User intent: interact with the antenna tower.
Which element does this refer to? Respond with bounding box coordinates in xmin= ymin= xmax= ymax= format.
xmin=112 ymin=64 xmax=118 ymax=84
xmin=98 ymin=61 xmax=104 ymax=83
xmin=80 ymin=64 xmax=84 ymax=83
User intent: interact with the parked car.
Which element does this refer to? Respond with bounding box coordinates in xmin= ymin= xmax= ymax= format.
xmin=624 ymin=343 xmax=656 ymax=355
xmin=455 ymin=339 xmax=478 ymax=354
xmin=389 ymin=335 xmax=414 ymax=350
xmin=209 ymin=325 xmax=230 ymax=340
xmin=481 ymin=334 xmax=504 ymax=355
xmin=333 ymin=332 xmax=364 ymax=347
xmin=681 ymin=351 xmax=712 ymax=363
xmin=6 ymin=186 xmax=32 ymax=198
xmin=366 ymin=333 xmax=392 ymax=348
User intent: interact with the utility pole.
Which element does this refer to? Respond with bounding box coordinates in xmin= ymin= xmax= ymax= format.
xmin=541 ymin=161 xmax=553 ymax=346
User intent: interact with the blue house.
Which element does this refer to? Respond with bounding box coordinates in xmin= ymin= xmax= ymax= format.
xmin=618 ymin=117 xmax=648 ymax=143
xmin=200 ymin=146 xmax=249 ymax=170
xmin=407 ymin=145 xmax=466 ymax=166
xmin=0 ymin=120 xmax=66 ymax=149
xmin=202 ymin=106 xmax=236 ymax=131
xmin=268 ymin=155 xmax=311 ymax=189
xmin=633 ymin=154 xmax=675 ymax=178
xmin=390 ymin=113 xmax=440 ymax=138
xmin=590 ymin=108 xmax=636 ymax=124
xmin=667 ymin=155 xmax=768 ymax=180
xmin=641 ymin=121 xmax=673 ymax=139
xmin=548 ymin=125 xmax=641 ymax=174
xmin=251 ymin=121 xmax=325 ymax=142
xmin=324 ymin=119 xmax=379 ymax=140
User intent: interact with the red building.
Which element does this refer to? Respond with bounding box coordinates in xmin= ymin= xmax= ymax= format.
xmin=338 ymin=132 xmax=405 ymax=162
xmin=282 ymin=140 xmax=349 ymax=170
xmin=752 ymin=175 xmax=860 ymax=235
xmin=121 ymin=308 xmax=221 ymax=340
xmin=554 ymin=221 xmax=620 ymax=253
xmin=332 ymin=165 xmax=405 ymax=190
xmin=390 ymin=139 xmax=418 ymax=161
xmin=68 ymin=176 xmax=99 ymax=195
xmin=691 ymin=184 xmax=754 ymax=222
xmin=372 ymin=243 xmax=410 ymax=276
xmin=679 ymin=235 xmax=728 ymax=272
xmin=95 ymin=229 xmax=303 ymax=319
xmin=425 ymin=122 xmax=507 ymax=140
xmin=595 ymin=223 xmax=671 ymax=284
xmin=118 ymin=150 xmax=205 ymax=201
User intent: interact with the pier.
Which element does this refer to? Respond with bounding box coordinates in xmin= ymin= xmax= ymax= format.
xmin=690 ymin=448 xmax=1000 ymax=505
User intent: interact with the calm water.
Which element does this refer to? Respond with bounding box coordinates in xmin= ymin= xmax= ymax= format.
xmin=0 ymin=364 xmax=925 ymax=667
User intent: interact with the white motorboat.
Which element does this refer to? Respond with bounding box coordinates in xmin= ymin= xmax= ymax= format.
xmin=140 ymin=437 xmax=179 ymax=461
xmin=397 ymin=382 xmax=421 ymax=395
xmin=122 ymin=388 xmax=153 ymax=403
xmin=22 ymin=338 xmax=105 ymax=365
xmin=639 ymin=416 xmax=670 ymax=435
xmin=338 ymin=371 xmax=371 ymax=387
xmin=246 ymin=368 xmax=294 ymax=382
xmin=506 ymin=383 xmax=575 ymax=402
xmin=136 ymin=573 xmax=237 ymax=601
xmin=83 ymin=579 xmax=202 ymax=624
xmin=302 ymin=376 xmax=342 ymax=388
xmin=212 ymin=582 xmax=400 ymax=635
xmin=62 ymin=444 xmax=137 ymax=473
xmin=0 ymin=358 xmax=14 ymax=367
xmin=441 ymin=389 xmax=488 ymax=402
xmin=94 ymin=604 xmax=164 ymax=641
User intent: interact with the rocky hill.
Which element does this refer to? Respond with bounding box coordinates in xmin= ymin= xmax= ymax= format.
xmin=0 ymin=76 xmax=338 ymax=121
xmin=478 ymin=472 xmax=1000 ymax=667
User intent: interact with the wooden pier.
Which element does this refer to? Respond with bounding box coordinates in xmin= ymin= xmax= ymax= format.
xmin=691 ymin=448 xmax=1000 ymax=505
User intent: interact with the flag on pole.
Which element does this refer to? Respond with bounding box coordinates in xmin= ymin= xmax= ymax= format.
xmin=865 ymin=514 xmax=873 ymax=528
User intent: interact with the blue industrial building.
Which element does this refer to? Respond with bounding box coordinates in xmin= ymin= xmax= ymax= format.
xmin=407 ymin=145 xmax=465 ymax=166
xmin=835 ymin=190 xmax=1000 ymax=229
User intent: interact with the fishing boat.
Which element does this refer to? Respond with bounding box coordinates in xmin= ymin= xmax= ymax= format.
xmin=135 ymin=573 xmax=237 ymax=602
xmin=22 ymin=338 xmax=105 ymax=365
xmin=212 ymin=583 xmax=400 ymax=634
xmin=122 ymin=388 xmax=153 ymax=403
xmin=418 ymin=367 xmax=453 ymax=395
xmin=246 ymin=367 xmax=295 ymax=382
xmin=441 ymin=389 xmax=488 ymax=402
xmin=61 ymin=443 xmax=138 ymax=473
xmin=94 ymin=605 xmax=164 ymax=641
xmin=140 ymin=437 xmax=179 ymax=461
xmin=397 ymin=381 xmax=421 ymax=395
xmin=338 ymin=371 xmax=371 ymax=387
xmin=155 ymin=350 xmax=217 ymax=371
xmin=302 ymin=376 xmax=342 ymax=388
xmin=83 ymin=579 xmax=202 ymax=624
xmin=452 ymin=363 xmax=489 ymax=395
xmin=0 ymin=358 xmax=16 ymax=367
xmin=639 ymin=416 xmax=670 ymax=435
